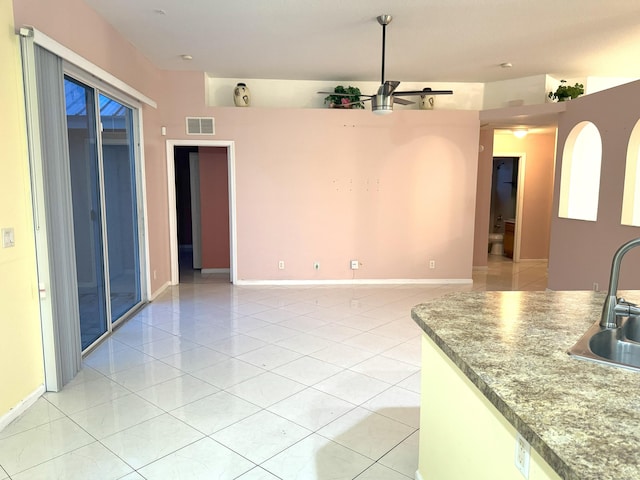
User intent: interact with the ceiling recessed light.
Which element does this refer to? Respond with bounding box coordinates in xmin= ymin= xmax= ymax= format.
xmin=512 ymin=128 xmax=528 ymax=138
xmin=181 ymin=54 xmax=193 ymax=61
xmin=154 ymin=9 xmax=166 ymax=15
xmin=500 ymin=62 xmax=513 ymax=68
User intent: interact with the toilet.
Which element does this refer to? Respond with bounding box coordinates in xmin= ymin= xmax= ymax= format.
xmin=488 ymin=233 xmax=504 ymax=255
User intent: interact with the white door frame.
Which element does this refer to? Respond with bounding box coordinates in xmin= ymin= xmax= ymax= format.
xmin=166 ymin=139 xmax=237 ymax=284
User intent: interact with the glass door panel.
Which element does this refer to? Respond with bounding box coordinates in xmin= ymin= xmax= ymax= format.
xmin=99 ymin=94 xmax=141 ymax=321
xmin=65 ymin=77 xmax=108 ymax=349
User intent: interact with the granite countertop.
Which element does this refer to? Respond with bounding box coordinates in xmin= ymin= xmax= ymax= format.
xmin=411 ymin=290 xmax=640 ymax=480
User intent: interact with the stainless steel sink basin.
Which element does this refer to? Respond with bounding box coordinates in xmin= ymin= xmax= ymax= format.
xmin=569 ymin=316 xmax=640 ymax=371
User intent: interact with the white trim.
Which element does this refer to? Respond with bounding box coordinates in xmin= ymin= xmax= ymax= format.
xmin=0 ymin=385 xmax=45 ymax=432
xmin=515 ymin=153 xmax=527 ymax=263
xmin=166 ymin=139 xmax=238 ymax=285
xmin=235 ymin=278 xmax=473 ymax=286
xmin=20 ymin=32 xmax=60 ymax=392
xmin=150 ymin=281 xmax=171 ymax=300
xmin=19 ymin=26 xmax=156 ymax=108
xmin=138 ymin=110 xmax=152 ymax=304
xmin=202 ymin=268 xmax=231 ymax=274
xmin=415 ymin=471 xmax=424 ymax=480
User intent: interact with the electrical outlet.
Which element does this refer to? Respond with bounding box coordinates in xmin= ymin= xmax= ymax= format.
xmin=313 ymin=262 xmax=320 ymax=270
xmin=350 ymin=260 xmax=359 ymax=270
xmin=514 ymin=433 xmax=531 ymax=479
xmin=278 ymin=260 xmax=285 ymax=270
xmin=429 ymin=260 xmax=436 ymax=269
xmin=153 ymin=270 xmax=157 ymax=280
xmin=593 ymin=282 xmax=599 ymax=292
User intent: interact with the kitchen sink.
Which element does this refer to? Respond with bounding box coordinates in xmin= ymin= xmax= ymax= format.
xmin=569 ymin=237 xmax=640 ymax=372
xmin=569 ymin=316 xmax=640 ymax=371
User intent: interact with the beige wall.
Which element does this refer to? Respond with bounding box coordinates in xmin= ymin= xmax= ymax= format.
xmin=494 ymin=132 xmax=556 ymax=260
xmin=0 ymin=0 xmax=44 ymax=417
xmin=548 ymin=80 xmax=640 ymax=291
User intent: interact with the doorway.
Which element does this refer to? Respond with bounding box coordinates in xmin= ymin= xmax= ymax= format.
xmin=166 ymin=140 xmax=237 ymax=285
xmin=490 ymin=155 xmax=525 ymax=262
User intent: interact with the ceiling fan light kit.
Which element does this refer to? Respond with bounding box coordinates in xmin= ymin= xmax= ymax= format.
xmin=317 ymin=14 xmax=453 ymax=115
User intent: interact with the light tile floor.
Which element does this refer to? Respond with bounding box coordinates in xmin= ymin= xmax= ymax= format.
xmin=0 ymin=256 xmax=546 ymax=480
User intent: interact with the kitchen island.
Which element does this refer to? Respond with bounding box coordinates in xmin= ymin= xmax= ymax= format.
xmin=411 ymin=290 xmax=640 ymax=480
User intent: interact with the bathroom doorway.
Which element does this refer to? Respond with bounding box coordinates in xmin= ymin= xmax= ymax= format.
xmin=490 ymin=156 xmax=520 ymax=260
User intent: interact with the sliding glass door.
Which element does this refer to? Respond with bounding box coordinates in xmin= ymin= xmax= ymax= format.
xmin=100 ymin=94 xmax=141 ymax=322
xmin=64 ymin=76 xmax=143 ymax=350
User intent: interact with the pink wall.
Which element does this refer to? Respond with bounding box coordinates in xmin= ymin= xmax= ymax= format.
xmin=472 ymin=129 xmax=495 ymax=267
xmin=205 ymin=108 xmax=480 ymax=281
xmin=14 ymin=0 xmax=169 ymax=293
xmin=14 ymin=1 xmax=481 ymax=286
xmin=494 ymin=132 xmax=556 ymax=260
xmin=548 ymin=80 xmax=640 ymax=291
xmin=198 ymin=147 xmax=230 ymax=269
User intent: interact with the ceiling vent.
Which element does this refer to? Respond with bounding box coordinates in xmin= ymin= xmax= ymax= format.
xmin=186 ymin=117 xmax=215 ymax=135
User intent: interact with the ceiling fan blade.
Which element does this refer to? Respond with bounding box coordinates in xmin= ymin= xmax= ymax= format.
xmin=393 ymin=88 xmax=453 ymax=96
xmin=382 ymin=80 xmax=400 ymax=96
xmin=393 ymin=97 xmax=415 ymax=105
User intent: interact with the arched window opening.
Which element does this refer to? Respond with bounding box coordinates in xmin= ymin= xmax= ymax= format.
xmin=558 ymin=121 xmax=602 ymax=221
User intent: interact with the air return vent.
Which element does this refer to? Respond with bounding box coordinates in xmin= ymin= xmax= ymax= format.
xmin=186 ymin=117 xmax=215 ymax=135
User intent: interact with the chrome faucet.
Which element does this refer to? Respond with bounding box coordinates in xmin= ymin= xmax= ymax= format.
xmin=600 ymin=237 xmax=640 ymax=328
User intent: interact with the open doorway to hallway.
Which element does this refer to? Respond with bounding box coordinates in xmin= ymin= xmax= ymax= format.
xmin=173 ymin=145 xmax=232 ymax=284
xmin=490 ymin=156 xmax=519 ymax=262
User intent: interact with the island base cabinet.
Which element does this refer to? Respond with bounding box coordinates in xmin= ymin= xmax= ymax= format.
xmin=417 ymin=335 xmax=561 ymax=480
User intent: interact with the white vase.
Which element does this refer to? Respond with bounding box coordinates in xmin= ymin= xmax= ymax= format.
xmin=233 ymin=83 xmax=251 ymax=107
xmin=419 ymin=95 xmax=435 ymax=110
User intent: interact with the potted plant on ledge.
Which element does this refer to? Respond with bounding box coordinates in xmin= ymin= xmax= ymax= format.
xmin=324 ymin=85 xmax=364 ymax=109
xmin=548 ymin=80 xmax=584 ymax=102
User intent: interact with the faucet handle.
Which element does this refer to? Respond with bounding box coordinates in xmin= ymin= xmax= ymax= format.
xmin=614 ymin=301 xmax=640 ymax=317
xmin=617 ymin=297 xmax=637 ymax=307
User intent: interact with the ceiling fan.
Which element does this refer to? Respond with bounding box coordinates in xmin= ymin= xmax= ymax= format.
xmin=319 ymin=15 xmax=453 ymax=115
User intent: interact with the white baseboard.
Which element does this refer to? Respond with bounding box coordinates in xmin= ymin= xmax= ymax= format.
xmin=201 ymin=268 xmax=231 ymax=274
xmin=235 ymin=278 xmax=473 ymax=286
xmin=0 ymin=384 xmax=45 ymax=432
xmin=415 ymin=470 xmax=424 ymax=480
xmin=518 ymin=258 xmax=548 ymax=263
xmin=150 ymin=281 xmax=170 ymax=300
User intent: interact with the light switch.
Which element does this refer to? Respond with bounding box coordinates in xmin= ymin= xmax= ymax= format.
xmin=2 ymin=228 xmax=15 ymax=248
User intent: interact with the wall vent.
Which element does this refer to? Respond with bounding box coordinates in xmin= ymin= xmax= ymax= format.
xmin=186 ymin=117 xmax=215 ymax=135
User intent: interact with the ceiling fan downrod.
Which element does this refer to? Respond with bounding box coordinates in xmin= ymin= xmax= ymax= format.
xmin=377 ymin=15 xmax=392 ymax=85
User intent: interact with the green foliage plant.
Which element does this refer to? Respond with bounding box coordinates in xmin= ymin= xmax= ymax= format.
xmin=324 ymin=85 xmax=364 ymax=108
xmin=548 ymin=80 xmax=584 ymax=101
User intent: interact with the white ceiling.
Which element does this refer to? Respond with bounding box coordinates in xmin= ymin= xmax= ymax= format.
xmin=84 ymin=0 xmax=640 ymax=84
